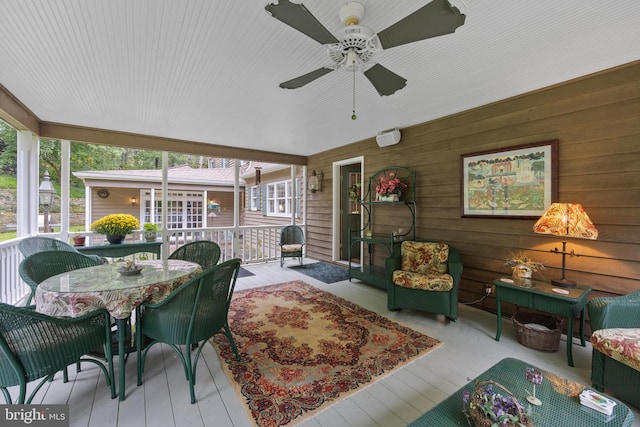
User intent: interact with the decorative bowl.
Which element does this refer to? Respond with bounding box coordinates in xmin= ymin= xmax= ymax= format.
xmin=117 ymin=265 xmax=144 ymax=276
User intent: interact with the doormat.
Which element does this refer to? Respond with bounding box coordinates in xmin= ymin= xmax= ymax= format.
xmin=289 ymin=261 xmax=350 ymax=283
xmin=211 ymin=280 xmax=442 ymax=426
xmin=237 ymin=267 xmax=254 ymax=278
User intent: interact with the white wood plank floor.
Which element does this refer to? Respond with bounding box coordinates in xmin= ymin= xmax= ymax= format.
xmin=8 ymin=260 xmax=639 ymax=427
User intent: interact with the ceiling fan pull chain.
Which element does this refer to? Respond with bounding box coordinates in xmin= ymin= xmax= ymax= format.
xmin=351 ymin=65 xmax=357 ymax=120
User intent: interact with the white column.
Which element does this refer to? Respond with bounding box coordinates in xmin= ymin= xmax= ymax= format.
xmin=291 ymin=165 xmax=297 ymax=225
xmin=161 ymin=152 xmax=168 ymax=260
xmin=232 ymin=161 xmax=240 ymax=258
xmin=84 ymin=184 xmax=92 ymax=231
xmin=16 ymin=131 xmax=39 ymax=236
xmin=60 ymin=140 xmax=71 ymax=239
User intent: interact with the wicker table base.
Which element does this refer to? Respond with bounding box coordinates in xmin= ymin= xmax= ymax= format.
xmin=409 ymin=358 xmax=634 ymax=427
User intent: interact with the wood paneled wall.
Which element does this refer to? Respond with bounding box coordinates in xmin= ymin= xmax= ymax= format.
xmin=306 ymin=61 xmax=640 ymax=324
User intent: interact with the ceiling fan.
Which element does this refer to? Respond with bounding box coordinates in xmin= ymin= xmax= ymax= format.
xmin=265 ymin=0 xmax=466 ymax=97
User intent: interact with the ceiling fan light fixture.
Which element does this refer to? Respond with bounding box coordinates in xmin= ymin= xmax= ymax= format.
xmin=339 ymin=1 xmax=364 ymax=26
xmin=345 ymin=50 xmax=361 ymax=72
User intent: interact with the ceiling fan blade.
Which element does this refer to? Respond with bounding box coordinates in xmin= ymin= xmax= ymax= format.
xmin=265 ymin=0 xmax=339 ymax=45
xmin=363 ymin=64 xmax=407 ymax=96
xmin=279 ymin=67 xmax=335 ymax=89
xmin=377 ymin=0 xmax=465 ymax=49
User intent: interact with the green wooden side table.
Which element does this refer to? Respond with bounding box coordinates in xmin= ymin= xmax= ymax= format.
xmin=77 ymin=241 xmax=162 ymax=260
xmin=493 ymin=278 xmax=591 ymax=367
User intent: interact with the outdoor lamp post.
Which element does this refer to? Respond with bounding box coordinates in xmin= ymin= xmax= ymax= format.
xmin=39 ymin=170 xmax=56 ymax=233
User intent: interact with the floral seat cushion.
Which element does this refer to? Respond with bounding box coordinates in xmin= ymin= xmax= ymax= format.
xmin=282 ymin=244 xmax=303 ymax=253
xmin=590 ymin=328 xmax=640 ymax=372
xmin=393 ymin=242 xmax=452 ymax=291
xmin=392 ymin=270 xmax=454 ymax=291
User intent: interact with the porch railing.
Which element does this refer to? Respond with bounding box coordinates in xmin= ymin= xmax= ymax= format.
xmin=0 ymin=224 xmax=294 ymax=305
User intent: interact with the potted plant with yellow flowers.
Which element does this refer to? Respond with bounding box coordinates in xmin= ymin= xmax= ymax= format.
xmin=90 ymin=213 xmax=140 ymax=244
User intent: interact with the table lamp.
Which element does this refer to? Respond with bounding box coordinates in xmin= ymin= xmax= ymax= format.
xmin=533 ymin=203 xmax=598 ymax=288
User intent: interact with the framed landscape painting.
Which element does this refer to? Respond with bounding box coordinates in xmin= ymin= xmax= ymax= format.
xmin=460 ymin=140 xmax=558 ymax=218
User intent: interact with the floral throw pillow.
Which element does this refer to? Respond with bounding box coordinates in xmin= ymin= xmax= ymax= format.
xmin=400 ymin=241 xmax=449 ymax=275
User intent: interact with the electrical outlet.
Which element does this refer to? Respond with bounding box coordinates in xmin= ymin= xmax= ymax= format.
xmin=485 ymin=286 xmax=492 ymax=295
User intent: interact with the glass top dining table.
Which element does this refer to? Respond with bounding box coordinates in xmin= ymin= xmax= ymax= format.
xmin=35 ymin=259 xmax=201 ymax=320
xmin=35 ymin=259 xmax=202 ymax=401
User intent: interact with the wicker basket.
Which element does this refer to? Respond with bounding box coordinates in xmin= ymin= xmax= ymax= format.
xmin=466 ymin=380 xmax=533 ymax=427
xmin=512 ymin=311 xmax=562 ymax=352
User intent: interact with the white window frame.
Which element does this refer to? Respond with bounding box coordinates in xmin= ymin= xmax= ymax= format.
xmin=142 ymin=190 xmax=204 ymax=229
xmin=266 ymin=180 xmax=293 ymax=217
xmin=249 ymin=186 xmax=259 ymax=211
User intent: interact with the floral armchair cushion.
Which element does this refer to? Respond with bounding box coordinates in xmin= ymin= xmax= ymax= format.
xmin=400 ymin=241 xmax=449 ymax=275
xmin=590 ymin=328 xmax=640 ymax=372
xmin=392 ymin=270 xmax=454 ymax=291
xmin=393 ymin=242 xmax=453 ymax=291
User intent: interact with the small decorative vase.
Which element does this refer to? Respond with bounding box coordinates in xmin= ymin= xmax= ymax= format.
xmin=512 ymin=265 xmax=533 ymax=279
xmin=72 ymin=235 xmax=85 ymax=246
xmin=378 ymin=193 xmax=400 ymax=202
xmin=144 ymin=231 xmax=157 ymax=242
xmin=106 ymin=235 xmax=125 ymax=244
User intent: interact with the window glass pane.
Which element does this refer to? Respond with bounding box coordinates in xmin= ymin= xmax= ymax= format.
xmin=142 ymin=191 xmax=203 ymax=228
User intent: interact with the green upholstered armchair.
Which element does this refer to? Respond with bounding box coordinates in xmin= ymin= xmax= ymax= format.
xmin=137 ymin=258 xmax=242 ymax=404
xmin=19 ymin=250 xmax=100 ymax=306
xmin=168 ymin=240 xmax=221 ymax=270
xmin=279 ymin=225 xmax=305 ymax=267
xmin=385 ymin=241 xmax=463 ymax=321
xmin=588 ymin=290 xmax=640 ymax=408
xmin=0 ymin=303 xmax=115 ymax=404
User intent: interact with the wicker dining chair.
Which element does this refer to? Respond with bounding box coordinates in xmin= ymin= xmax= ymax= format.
xmin=137 ymin=258 xmax=242 ymax=404
xmin=19 ymin=250 xmax=100 ymax=306
xmin=18 ymin=236 xmax=78 ymax=256
xmin=0 ymin=303 xmax=116 ymax=404
xmin=18 ymin=236 xmax=105 ymax=271
xmin=168 ymin=240 xmax=221 ymax=270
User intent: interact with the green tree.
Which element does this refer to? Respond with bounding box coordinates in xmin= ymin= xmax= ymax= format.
xmin=0 ymin=121 xmax=17 ymax=175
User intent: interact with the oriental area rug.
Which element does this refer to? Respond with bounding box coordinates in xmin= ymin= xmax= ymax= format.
xmin=211 ymin=280 xmax=442 ymax=427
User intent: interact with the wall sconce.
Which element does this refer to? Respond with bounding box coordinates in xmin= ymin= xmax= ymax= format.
xmin=533 ymin=203 xmax=598 ymax=288
xmin=308 ymin=170 xmax=323 ymax=193
xmin=130 ymin=197 xmax=137 ymax=206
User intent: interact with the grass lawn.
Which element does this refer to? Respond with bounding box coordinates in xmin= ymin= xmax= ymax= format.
xmin=0 ymin=225 xmax=85 ymax=243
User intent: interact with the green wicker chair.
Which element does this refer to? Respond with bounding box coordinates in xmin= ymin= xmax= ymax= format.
xmin=588 ymin=290 xmax=640 ymax=408
xmin=137 ymin=258 xmax=242 ymax=404
xmin=279 ymin=225 xmax=305 ymax=267
xmin=168 ymin=240 xmax=221 ymax=270
xmin=0 ymin=303 xmax=115 ymax=404
xmin=385 ymin=241 xmax=463 ymax=321
xmin=18 ymin=236 xmax=105 ymax=287
xmin=18 ymin=236 xmax=77 ymax=256
xmin=19 ymin=250 xmax=100 ymax=306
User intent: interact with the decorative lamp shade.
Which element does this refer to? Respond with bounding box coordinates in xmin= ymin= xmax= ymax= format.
xmin=38 ymin=170 xmax=56 ymax=207
xmin=533 ymin=203 xmax=598 ymax=240
xmin=308 ymin=170 xmax=322 ymax=193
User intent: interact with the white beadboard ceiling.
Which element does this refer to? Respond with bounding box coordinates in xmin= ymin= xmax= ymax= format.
xmin=1 ymin=0 xmax=639 ymax=157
